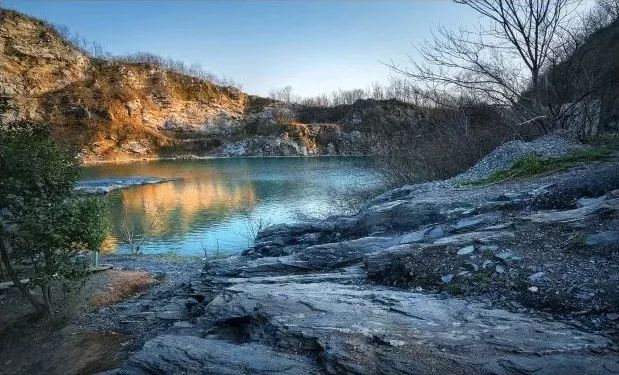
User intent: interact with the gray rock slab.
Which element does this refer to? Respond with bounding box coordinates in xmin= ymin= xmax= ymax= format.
xmin=197 ymin=279 xmax=616 ymax=375
xmin=433 ymin=230 xmax=515 ymax=246
xmin=206 ymin=236 xmax=402 ymax=278
xmin=457 ymin=245 xmax=476 ymax=255
xmin=114 ymin=335 xmax=322 ymax=375
xmin=586 ymin=230 xmax=619 ymax=248
xmin=526 ymin=196 xmax=618 ymax=223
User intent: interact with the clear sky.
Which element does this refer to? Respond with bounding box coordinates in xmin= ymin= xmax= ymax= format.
xmin=3 ymin=0 xmax=482 ymax=97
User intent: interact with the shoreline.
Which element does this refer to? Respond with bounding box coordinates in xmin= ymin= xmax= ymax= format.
xmin=80 ymin=153 xmax=371 ymax=166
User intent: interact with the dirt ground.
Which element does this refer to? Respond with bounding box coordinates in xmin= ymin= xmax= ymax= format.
xmin=0 ymin=269 xmax=157 ymax=375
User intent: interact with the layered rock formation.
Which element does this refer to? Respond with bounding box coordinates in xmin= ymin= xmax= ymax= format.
xmin=0 ymin=9 xmax=380 ymax=162
xmin=0 ymin=9 xmax=262 ymax=161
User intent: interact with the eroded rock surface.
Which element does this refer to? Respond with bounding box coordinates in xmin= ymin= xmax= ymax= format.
xmin=105 ymin=157 xmax=619 ymax=374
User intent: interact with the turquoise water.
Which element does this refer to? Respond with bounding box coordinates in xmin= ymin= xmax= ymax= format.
xmin=82 ymin=157 xmax=380 ymax=256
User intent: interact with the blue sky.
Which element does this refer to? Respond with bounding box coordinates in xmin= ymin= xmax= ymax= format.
xmin=4 ymin=0 xmax=481 ymax=97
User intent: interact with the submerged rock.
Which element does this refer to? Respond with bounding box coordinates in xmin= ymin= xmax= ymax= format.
xmin=75 ymin=177 xmax=174 ymax=194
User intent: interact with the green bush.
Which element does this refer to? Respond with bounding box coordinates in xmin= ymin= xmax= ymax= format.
xmin=0 ymin=123 xmax=109 ymax=317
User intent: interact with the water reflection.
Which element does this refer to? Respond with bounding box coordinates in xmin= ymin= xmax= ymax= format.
xmin=82 ymin=158 xmax=379 ymax=256
xmin=119 ymin=180 xmax=257 ymax=236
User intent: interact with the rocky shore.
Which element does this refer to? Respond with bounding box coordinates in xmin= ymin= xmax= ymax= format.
xmin=96 ymin=137 xmax=619 ymax=375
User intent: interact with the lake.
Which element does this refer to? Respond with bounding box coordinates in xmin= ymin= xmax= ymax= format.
xmin=82 ymin=157 xmax=381 ymax=256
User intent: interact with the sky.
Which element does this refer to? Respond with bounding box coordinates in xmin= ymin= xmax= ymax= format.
xmin=3 ymin=0 xmax=485 ymax=97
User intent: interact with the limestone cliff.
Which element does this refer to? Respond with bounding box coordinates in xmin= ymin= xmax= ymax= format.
xmin=0 ymin=9 xmax=465 ymax=162
xmin=10 ymin=9 xmax=484 ymax=163
xmin=0 ymin=9 xmax=296 ymax=161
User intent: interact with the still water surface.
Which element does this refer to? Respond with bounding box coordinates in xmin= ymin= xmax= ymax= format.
xmin=82 ymin=157 xmax=380 ymax=256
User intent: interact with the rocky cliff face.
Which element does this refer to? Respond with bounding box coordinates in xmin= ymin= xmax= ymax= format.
xmin=0 ymin=9 xmax=269 ymax=161
xmin=539 ymin=18 xmax=619 ymax=134
xmin=0 ymin=9 xmax=372 ymax=162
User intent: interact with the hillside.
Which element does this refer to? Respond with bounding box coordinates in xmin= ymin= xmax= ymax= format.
xmin=0 ymin=9 xmax=272 ymax=161
xmin=538 ymin=17 xmax=619 ymax=134
xmin=0 ymin=9 xmax=369 ymax=162
xmin=3 ymin=8 xmax=617 ymax=165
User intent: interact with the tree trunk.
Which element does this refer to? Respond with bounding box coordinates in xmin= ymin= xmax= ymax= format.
xmin=41 ymin=284 xmax=53 ymax=318
xmin=0 ymin=237 xmax=44 ymax=313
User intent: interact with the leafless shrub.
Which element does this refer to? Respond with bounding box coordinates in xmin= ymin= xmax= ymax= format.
xmin=325 ymin=181 xmax=388 ymax=215
xmin=271 ymin=78 xmax=423 ymax=108
xmin=199 ymin=239 xmax=226 ymax=260
xmin=110 ymin=53 xmax=241 ymax=88
xmin=238 ymin=210 xmax=272 ymax=246
xmin=48 ymin=22 xmax=241 ymax=88
xmin=581 ymin=0 xmax=619 ymax=32
xmin=51 ymin=22 xmax=109 ymax=58
xmin=269 ymin=86 xmax=294 ymax=103
xmin=370 ymin=98 xmax=511 ymax=185
xmin=120 ymin=204 xmax=164 ymax=255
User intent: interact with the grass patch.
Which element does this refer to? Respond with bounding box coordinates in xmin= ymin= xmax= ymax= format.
xmin=470 ymin=270 xmax=494 ymax=284
xmin=461 ymin=148 xmax=612 ymax=187
xmin=444 ymin=284 xmax=463 ymax=295
xmin=564 ymin=233 xmax=588 ymax=253
xmin=586 ymin=134 xmax=619 ymax=150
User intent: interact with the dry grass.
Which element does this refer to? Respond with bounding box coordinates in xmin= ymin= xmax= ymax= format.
xmin=92 ymin=270 xmax=157 ymax=307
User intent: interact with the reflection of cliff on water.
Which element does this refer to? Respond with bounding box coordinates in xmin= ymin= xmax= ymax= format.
xmin=82 ymin=157 xmax=380 ymax=255
xmin=109 ymin=178 xmax=257 ymax=239
xmin=82 ymin=159 xmax=259 ymax=242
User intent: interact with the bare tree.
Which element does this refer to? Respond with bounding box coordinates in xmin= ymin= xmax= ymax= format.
xmin=329 ymin=88 xmax=367 ymax=106
xmin=457 ymin=0 xmax=572 ymax=92
xmin=595 ymin=0 xmax=619 ymax=20
xmin=299 ymin=94 xmax=331 ymax=107
xmin=269 ymin=86 xmax=294 ymax=103
xmin=369 ymin=81 xmax=386 ymax=100
xmin=390 ymin=0 xmax=580 ymax=132
xmin=574 ymin=0 xmax=619 ymax=42
xmin=536 ymin=0 xmax=617 ymax=137
xmin=120 ymin=204 xmax=164 ymax=255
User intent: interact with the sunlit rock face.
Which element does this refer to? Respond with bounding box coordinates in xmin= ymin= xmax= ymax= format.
xmin=0 ymin=9 xmax=90 ymax=123
xmin=0 ymin=9 xmax=260 ymax=161
xmin=0 ymin=9 xmax=371 ymax=162
xmin=0 ymin=9 xmax=389 ymax=163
